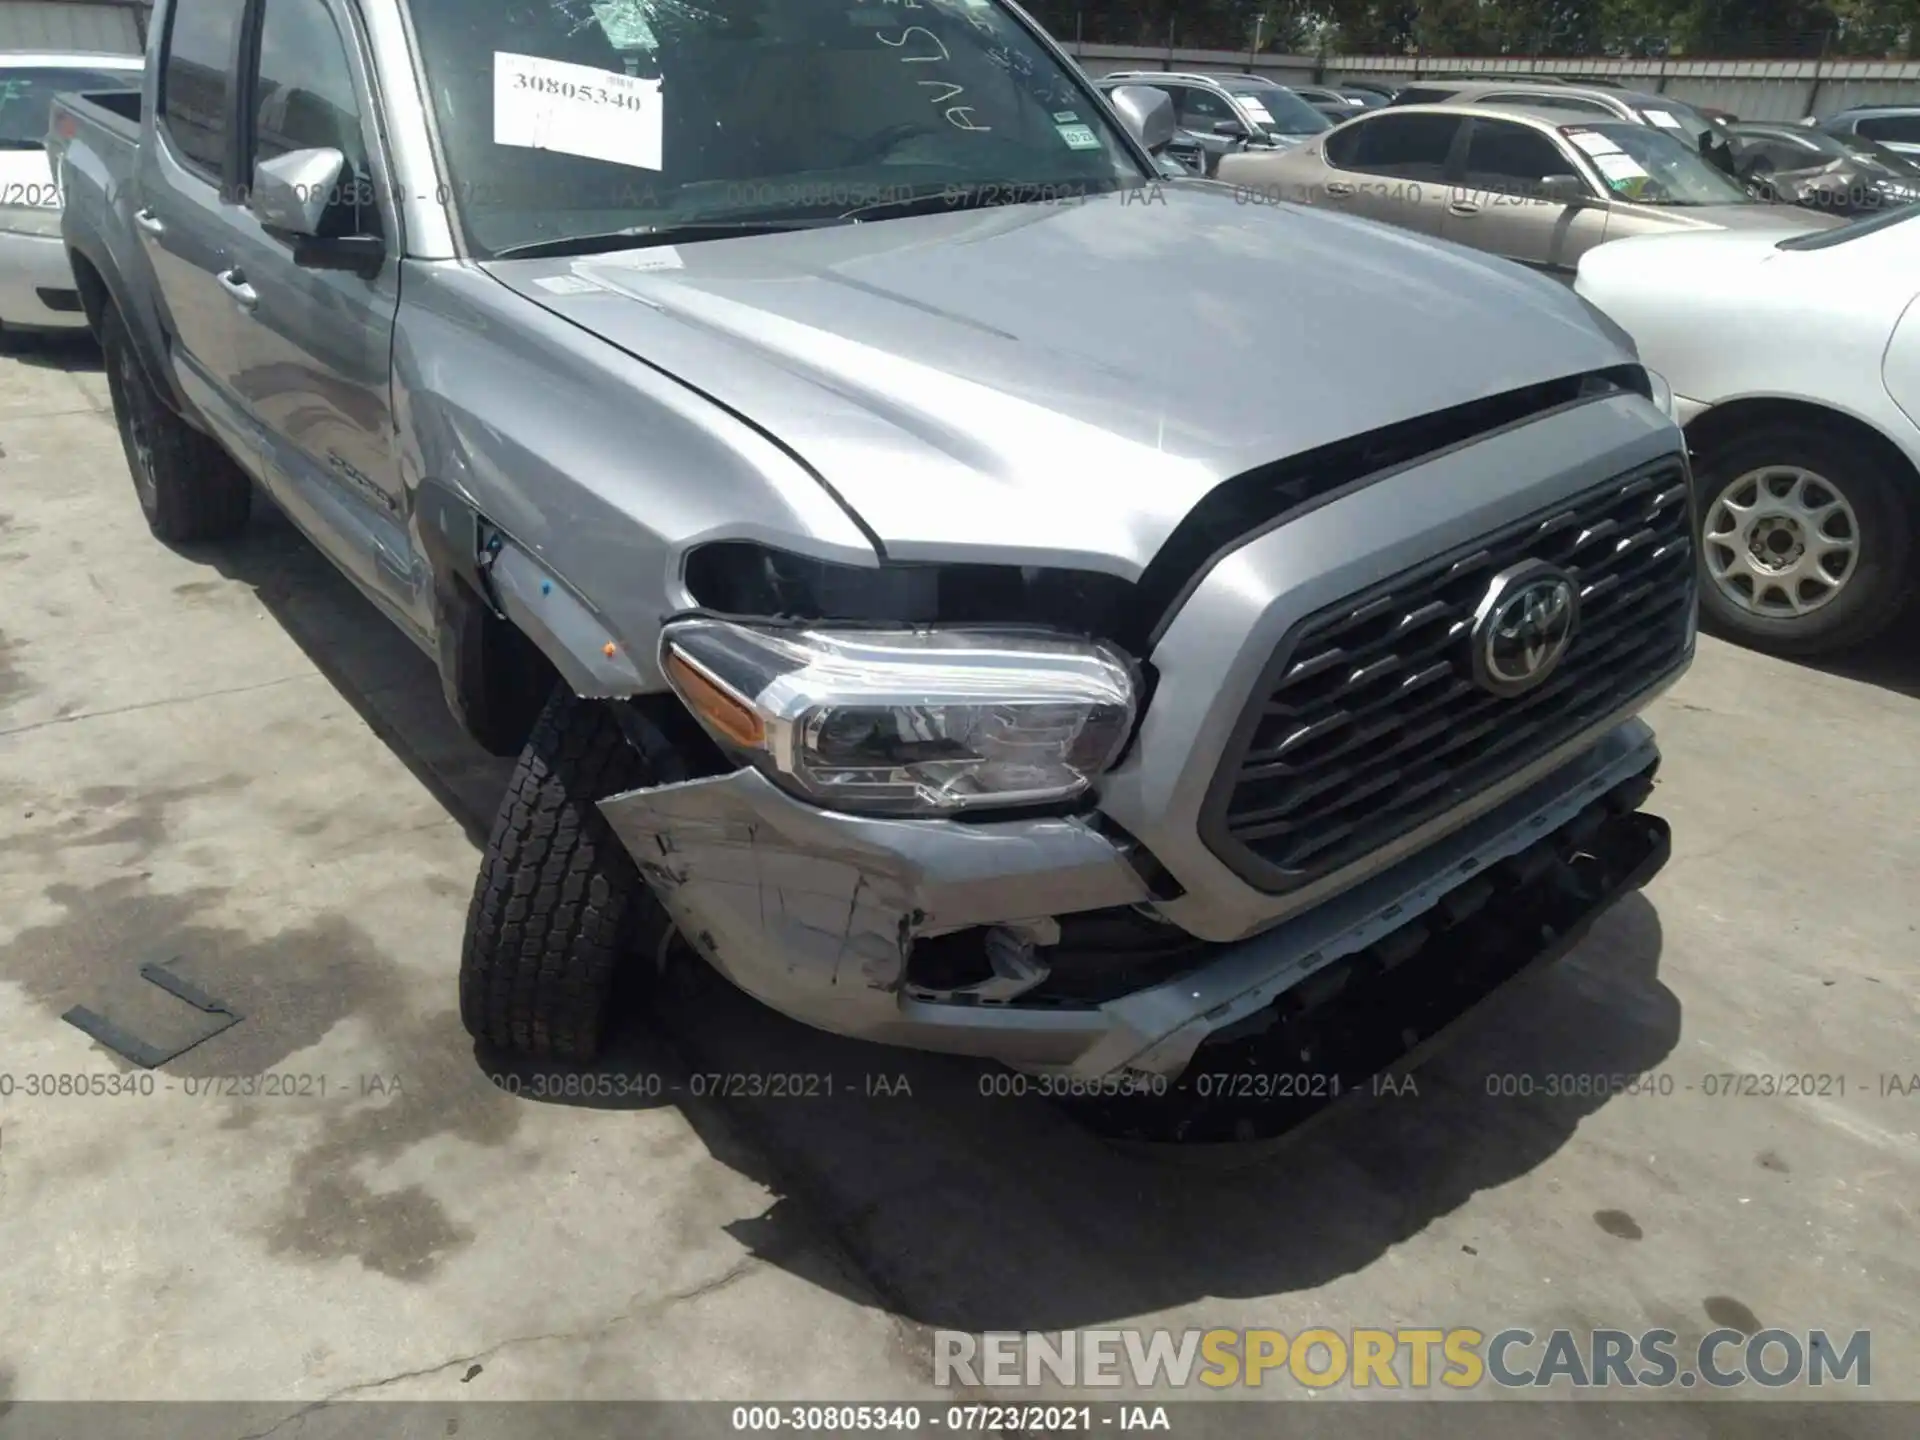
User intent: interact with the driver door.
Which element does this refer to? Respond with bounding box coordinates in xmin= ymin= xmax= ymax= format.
xmin=1444 ymin=118 xmax=1610 ymax=273
xmin=221 ymin=0 xmax=418 ymax=633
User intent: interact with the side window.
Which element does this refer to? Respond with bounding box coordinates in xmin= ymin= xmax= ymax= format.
xmin=1461 ymin=120 xmax=1579 ymax=194
xmin=160 ymin=0 xmax=249 ymax=175
xmin=1745 ymin=139 xmax=1812 ymax=170
xmin=1858 ymin=114 xmax=1920 ymax=143
xmin=1178 ymin=87 xmax=1235 ymax=129
xmin=1345 ymin=113 xmax=1461 ymax=181
xmin=248 ymin=0 xmax=379 ymax=237
xmin=1322 ymin=120 xmax=1363 ymax=167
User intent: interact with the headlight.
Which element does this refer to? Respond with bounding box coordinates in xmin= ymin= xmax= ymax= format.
xmin=0 ymin=203 xmax=62 ymax=238
xmin=659 ymin=619 xmax=1137 ymax=816
xmin=1645 ymin=369 xmax=1676 ymax=421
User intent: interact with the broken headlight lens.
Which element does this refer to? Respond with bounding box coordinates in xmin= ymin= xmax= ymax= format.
xmin=659 ymin=618 xmax=1137 ymax=816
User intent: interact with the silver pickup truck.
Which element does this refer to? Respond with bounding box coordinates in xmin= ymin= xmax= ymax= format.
xmin=53 ymin=0 xmax=1692 ymax=1136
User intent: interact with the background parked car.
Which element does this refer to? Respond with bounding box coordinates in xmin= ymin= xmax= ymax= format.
xmin=1726 ymin=121 xmax=1920 ymax=217
xmin=0 ymin=49 xmax=143 ymax=338
xmin=1291 ymin=83 xmax=1364 ymax=121
xmin=1096 ymin=71 xmax=1327 ymax=175
xmin=1577 ymin=209 xmax=1920 ymax=656
xmin=1337 ymin=79 xmax=1400 ymax=104
xmin=1384 ymin=78 xmax=1725 ymax=154
xmin=1217 ymin=104 xmax=1839 ymax=276
xmin=1817 ymin=105 xmax=1920 ymax=159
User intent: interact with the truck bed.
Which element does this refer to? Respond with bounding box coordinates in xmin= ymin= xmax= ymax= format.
xmin=50 ymin=84 xmax=163 ymax=388
xmin=59 ymin=86 xmax=143 ymax=135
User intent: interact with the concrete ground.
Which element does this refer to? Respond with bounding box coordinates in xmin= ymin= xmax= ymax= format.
xmin=0 ymin=335 xmax=1916 ymax=1432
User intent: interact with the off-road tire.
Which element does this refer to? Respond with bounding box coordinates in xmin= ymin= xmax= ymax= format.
xmin=460 ymin=688 xmax=687 ymax=1061
xmin=98 ymin=304 xmax=251 ymax=544
xmin=1691 ymin=421 xmax=1913 ymax=658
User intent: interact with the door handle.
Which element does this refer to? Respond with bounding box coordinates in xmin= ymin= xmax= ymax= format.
xmin=134 ymin=207 xmax=165 ymax=235
xmin=1448 ymin=200 xmax=1481 ymax=216
xmin=1324 ymin=181 xmax=1355 ymax=196
xmin=217 ymin=268 xmax=258 ymax=310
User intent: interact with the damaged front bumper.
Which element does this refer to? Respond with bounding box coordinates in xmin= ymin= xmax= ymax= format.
xmin=597 ymin=717 xmax=1667 ymax=1083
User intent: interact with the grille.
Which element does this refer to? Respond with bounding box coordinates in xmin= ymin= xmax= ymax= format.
xmin=1203 ymin=457 xmax=1693 ymax=894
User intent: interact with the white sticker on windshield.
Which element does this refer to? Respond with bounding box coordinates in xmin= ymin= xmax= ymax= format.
xmin=1644 ymin=110 xmax=1684 ymax=129
xmin=494 ymin=52 xmax=663 ymax=171
xmin=1593 ymin=151 xmax=1649 ymax=182
xmin=591 ymin=0 xmax=658 ymax=50
xmin=1239 ymin=100 xmax=1275 ymax=125
xmin=1566 ymin=130 xmax=1622 ymax=157
xmin=533 ymin=273 xmax=608 ymax=294
xmin=1056 ymin=123 xmax=1101 ymax=150
xmin=1053 ymin=110 xmax=1080 ymax=123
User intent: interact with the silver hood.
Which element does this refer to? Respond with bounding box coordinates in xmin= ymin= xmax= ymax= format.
xmin=488 ymin=186 xmax=1637 ymax=578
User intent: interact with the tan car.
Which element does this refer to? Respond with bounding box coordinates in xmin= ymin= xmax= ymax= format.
xmin=1218 ymin=104 xmax=1845 ymax=275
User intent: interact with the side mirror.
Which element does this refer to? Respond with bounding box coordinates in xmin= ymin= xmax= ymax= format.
xmin=1538 ymin=173 xmax=1595 ymax=206
xmin=1212 ymin=119 xmax=1250 ymax=138
xmin=248 ymin=144 xmax=386 ymax=278
xmin=248 ymin=146 xmax=347 ymax=237
xmin=1107 ymin=85 xmax=1177 ymax=154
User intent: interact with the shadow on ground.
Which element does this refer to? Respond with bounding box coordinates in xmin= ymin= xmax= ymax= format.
xmin=1 ymin=330 xmax=102 ymax=373
xmin=1706 ymin=594 xmax=1920 ymax=701
xmin=1801 ymin=612 xmax=1920 ymax=701
xmin=163 ymin=493 xmax=1685 ymax=1333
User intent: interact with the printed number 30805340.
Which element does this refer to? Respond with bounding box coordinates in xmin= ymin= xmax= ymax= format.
xmin=510 ymin=72 xmax=650 ymax=112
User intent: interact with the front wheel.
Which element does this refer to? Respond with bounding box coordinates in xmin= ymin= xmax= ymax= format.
xmin=460 ymin=689 xmax=689 ymax=1061
xmin=1691 ymin=422 xmax=1913 ymax=657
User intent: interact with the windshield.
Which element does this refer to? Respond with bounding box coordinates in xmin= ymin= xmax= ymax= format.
xmin=1563 ymin=122 xmax=1752 ymax=206
xmin=407 ymin=0 xmax=1145 ymax=258
xmin=1636 ymin=103 xmax=1714 ymax=151
xmin=1741 ymin=127 xmax=1851 ymax=166
xmin=1228 ymin=84 xmax=1328 ymax=137
xmin=0 ymin=65 xmax=141 ymax=147
xmin=1735 ymin=125 xmax=1920 ymax=176
xmin=1842 ymin=136 xmax=1920 ymax=176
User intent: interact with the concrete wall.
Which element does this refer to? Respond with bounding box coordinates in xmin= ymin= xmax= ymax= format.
xmin=1067 ymin=44 xmax=1920 ymax=121
xmin=0 ymin=0 xmax=145 ymax=56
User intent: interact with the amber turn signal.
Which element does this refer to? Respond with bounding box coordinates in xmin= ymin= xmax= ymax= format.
xmin=663 ymin=646 xmax=766 ymax=750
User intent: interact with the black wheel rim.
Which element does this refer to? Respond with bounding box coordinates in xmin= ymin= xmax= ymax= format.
xmin=109 ymin=339 xmax=159 ymax=514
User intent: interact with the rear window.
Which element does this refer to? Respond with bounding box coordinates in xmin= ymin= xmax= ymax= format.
xmin=0 ymin=65 xmax=141 ymax=146
xmin=1857 ymin=114 xmax=1920 ymax=143
xmin=1391 ymin=86 xmax=1457 ymax=107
